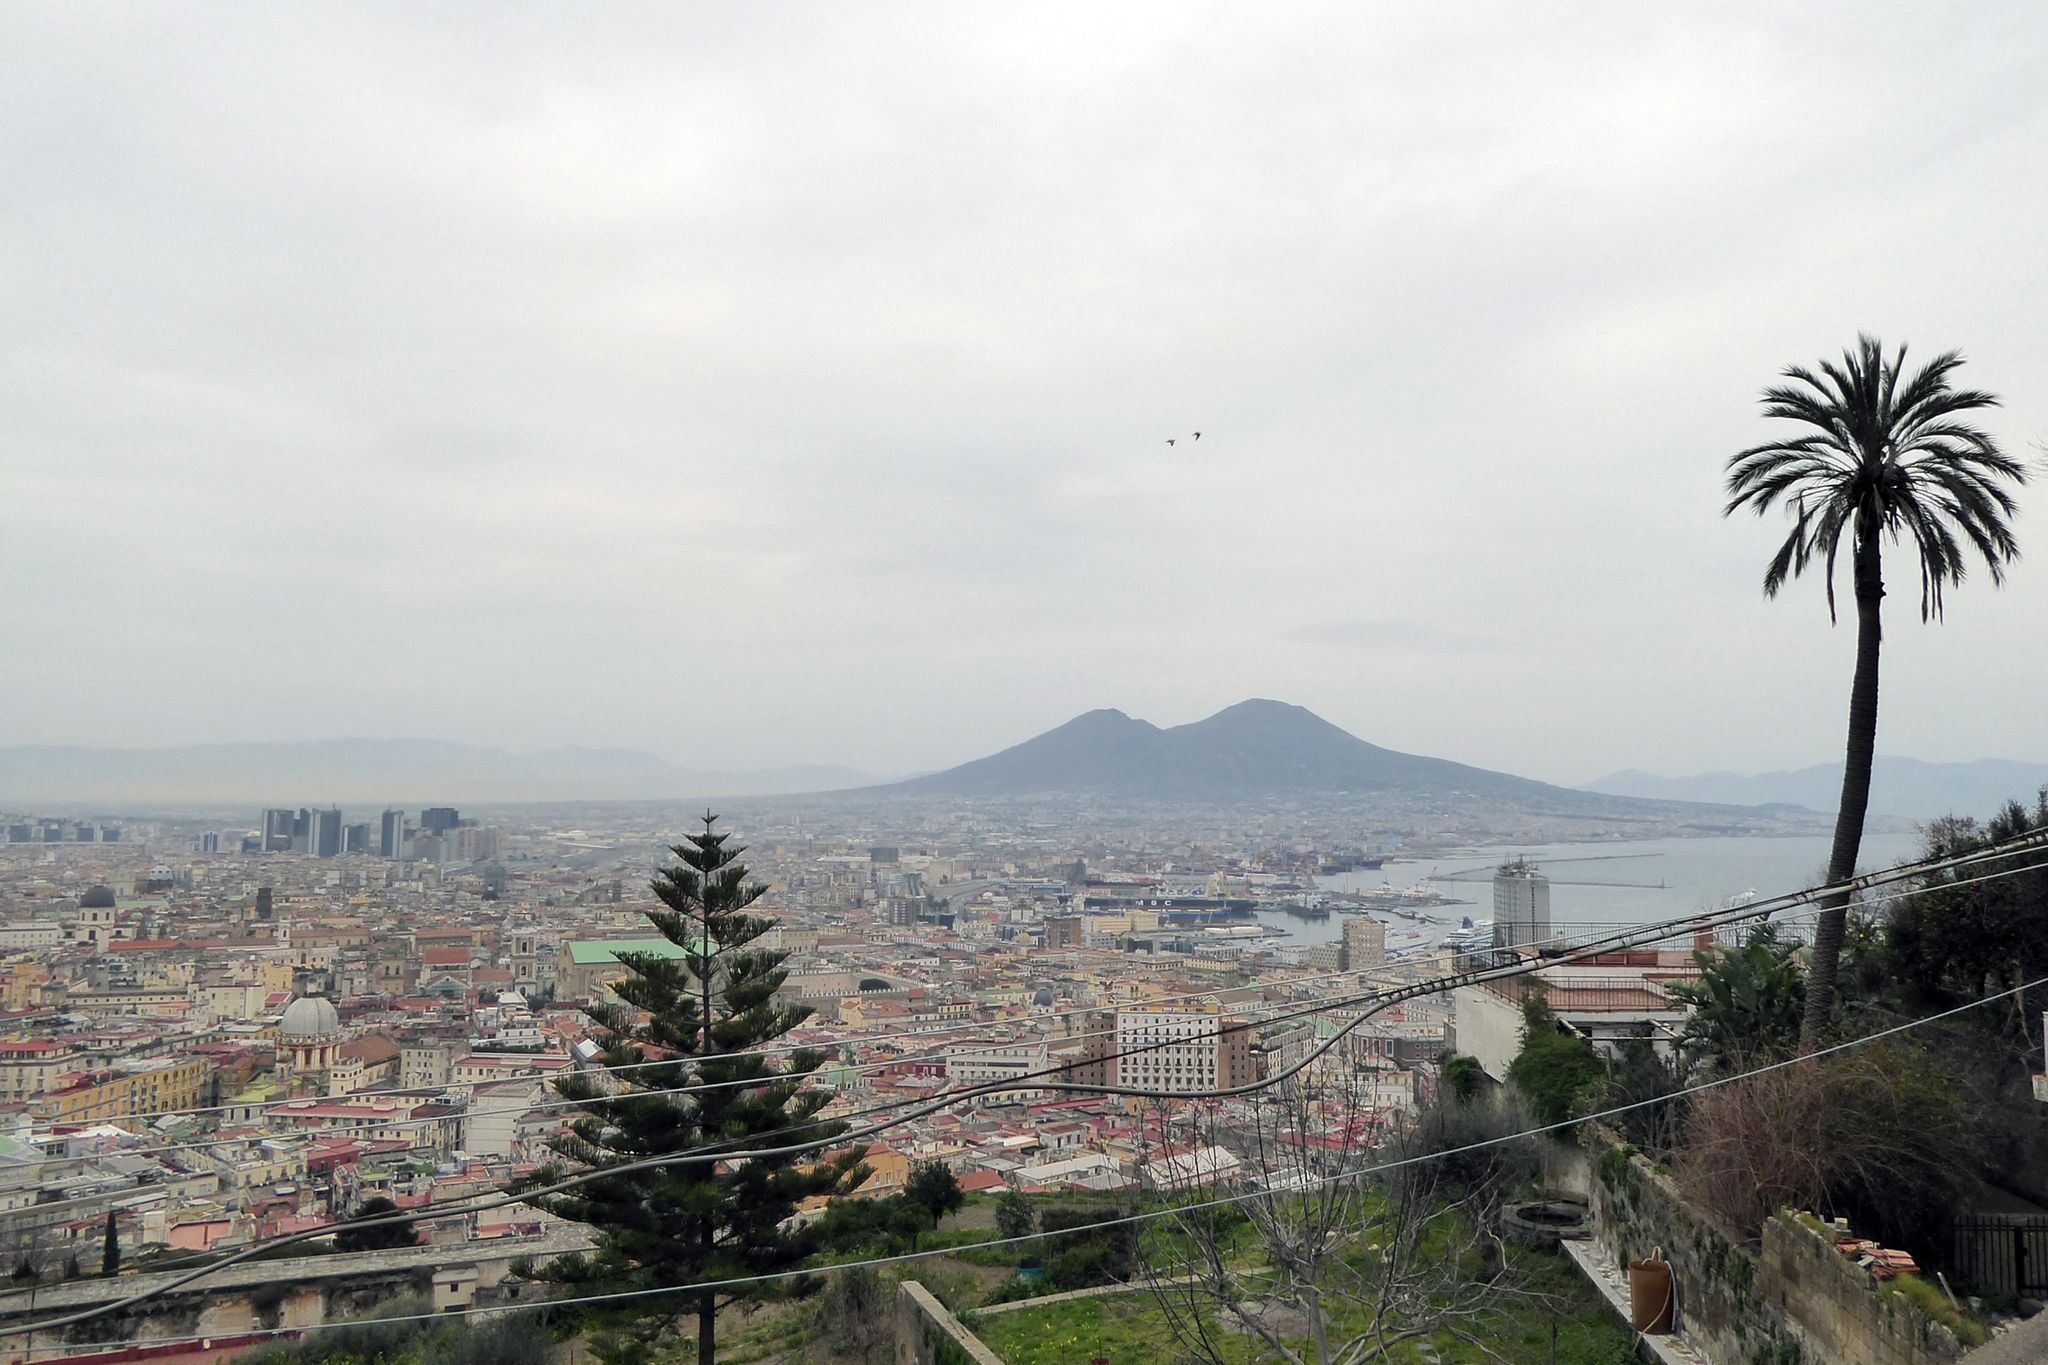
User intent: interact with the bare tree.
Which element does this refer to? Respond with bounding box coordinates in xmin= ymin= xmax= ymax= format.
xmin=1138 ymin=1061 xmax=1555 ymax=1365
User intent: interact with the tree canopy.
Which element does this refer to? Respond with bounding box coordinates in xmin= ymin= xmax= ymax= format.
xmin=526 ymin=814 xmax=866 ymax=1365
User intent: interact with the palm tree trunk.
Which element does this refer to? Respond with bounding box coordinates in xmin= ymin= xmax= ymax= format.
xmin=1801 ymin=525 xmax=1884 ymax=1049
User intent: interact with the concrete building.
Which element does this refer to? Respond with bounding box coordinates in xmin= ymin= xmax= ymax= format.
xmin=262 ymin=809 xmax=295 ymax=851
xmin=1341 ymin=916 xmax=1386 ymax=971
xmin=1114 ymin=1000 xmax=1254 ymax=1095
xmin=1492 ymin=859 xmax=1550 ymax=950
xmin=305 ymin=809 xmax=344 ymax=859
xmin=1451 ymin=950 xmax=1699 ymax=1084
xmin=31 ymin=1056 xmax=211 ymax=1123
xmin=944 ymin=1041 xmax=1050 ymax=1102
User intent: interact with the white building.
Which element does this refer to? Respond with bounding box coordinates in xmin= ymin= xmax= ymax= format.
xmin=945 ymin=1041 xmax=1049 ymax=1102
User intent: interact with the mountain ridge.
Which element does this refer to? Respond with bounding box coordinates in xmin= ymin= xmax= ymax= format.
xmin=1582 ymin=756 xmax=2048 ymax=822
xmin=877 ymin=698 xmax=1773 ymax=821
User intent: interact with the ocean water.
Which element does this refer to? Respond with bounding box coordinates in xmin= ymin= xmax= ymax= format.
xmin=1263 ymin=829 xmax=1928 ymax=948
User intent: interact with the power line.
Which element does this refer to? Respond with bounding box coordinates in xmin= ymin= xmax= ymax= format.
xmin=26 ymin=828 xmax=2033 ymax=1135
xmin=18 ymin=829 xmax=2045 ymax=1335
xmin=93 ymin=888 xmax=1872 ymax=1283
xmin=0 ymin=905 xmax=1732 ymax=1152
xmin=20 ymin=968 xmax=2040 ymax=1357
xmin=15 ymin=937 xmax=1468 ymax=1132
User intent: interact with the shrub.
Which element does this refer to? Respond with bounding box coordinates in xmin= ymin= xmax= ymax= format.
xmin=1675 ymin=1041 xmax=1979 ymax=1259
xmin=1508 ymin=995 xmax=1603 ymax=1129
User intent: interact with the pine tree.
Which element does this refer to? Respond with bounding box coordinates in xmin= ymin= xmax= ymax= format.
xmin=100 ymin=1213 xmax=118 ymax=1277
xmin=529 ymin=813 xmax=865 ymax=1365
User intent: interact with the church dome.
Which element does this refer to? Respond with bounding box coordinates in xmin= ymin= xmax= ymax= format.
xmin=1032 ymin=987 xmax=1055 ymax=1007
xmin=80 ymin=886 xmax=116 ymax=909
xmin=279 ymin=995 xmax=340 ymax=1041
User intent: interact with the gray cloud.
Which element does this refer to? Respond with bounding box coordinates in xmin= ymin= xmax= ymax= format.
xmin=2 ymin=3 xmax=2045 ymax=786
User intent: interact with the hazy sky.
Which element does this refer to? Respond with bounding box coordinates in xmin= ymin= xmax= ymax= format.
xmin=5 ymin=3 xmax=2046 ymax=785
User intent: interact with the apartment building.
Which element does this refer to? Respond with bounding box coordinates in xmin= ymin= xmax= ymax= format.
xmin=31 ymin=1055 xmax=211 ymax=1123
xmin=1114 ymin=1000 xmax=1255 ymax=1094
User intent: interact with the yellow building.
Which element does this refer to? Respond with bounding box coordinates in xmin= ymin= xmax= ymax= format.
xmin=797 ymin=1146 xmax=908 ymax=1217
xmin=0 ymin=958 xmax=54 ymax=1012
xmin=31 ymin=1056 xmax=211 ymax=1125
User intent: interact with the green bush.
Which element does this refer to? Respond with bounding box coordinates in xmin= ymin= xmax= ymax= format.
xmin=1508 ymin=995 xmax=1603 ymax=1129
xmin=1882 ymin=1275 xmax=1988 ymax=1348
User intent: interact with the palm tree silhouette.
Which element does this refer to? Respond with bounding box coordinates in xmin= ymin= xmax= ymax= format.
xmin=1725 ymin=334 xmax=2026 ymax=1048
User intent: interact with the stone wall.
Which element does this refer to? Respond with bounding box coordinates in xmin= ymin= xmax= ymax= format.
xmin=895 ymin=1280 xmax=1004 ymax=1365
xmin=1585 ymin=1131 xmax=1804 ymax=1365
xmin=1761 ymin=1214 xmax=1966 ymax=1365
xmin=1585 ymin=1128 xmax=1975 ymax=1365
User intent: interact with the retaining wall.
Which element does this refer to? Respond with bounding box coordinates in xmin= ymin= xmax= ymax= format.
xmin=895 ymin=1281 xmax=1004 ymax=1365
xmin=1584 ymin=1132 xmax=1804 ymax=1365
xmin=1761 ymin=1214 xmax=1966 ymax=1365
xmin=1584 ymin=1127 xmax=1971 ymax=1365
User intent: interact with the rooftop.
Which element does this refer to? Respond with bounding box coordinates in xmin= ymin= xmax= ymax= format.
xmin=565 ymin=938 xmax=701 ymax=965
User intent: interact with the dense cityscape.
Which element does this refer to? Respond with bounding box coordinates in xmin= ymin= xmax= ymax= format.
xmin=0 ymin=788 xmax=1756 ymax=1347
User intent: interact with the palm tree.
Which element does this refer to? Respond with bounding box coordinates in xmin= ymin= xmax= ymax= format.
xmin=1725 ymin=335 xmax=2025 ymax=1048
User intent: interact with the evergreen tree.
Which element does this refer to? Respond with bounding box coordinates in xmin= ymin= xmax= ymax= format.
xmin=335 ymin=1197 xmax=416 ymax=1253
xmin=902 ymin=1159 xmax=963 ymax=1234
xmin=100 ymin=1212 xmax=119 ymax=1276
xmin=528 ymin=813 xmax=865 ymax=1365
xmin=994 ymin=1188 xmax=1036 ymax=1243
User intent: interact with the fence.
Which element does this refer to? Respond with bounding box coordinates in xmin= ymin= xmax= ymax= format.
xmin=1952 ymin=1215 xmax=2048 ymax=1299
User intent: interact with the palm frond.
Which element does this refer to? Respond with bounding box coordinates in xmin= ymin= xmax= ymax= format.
xmin=1724 ymin=336 xmax=2025 ymax=621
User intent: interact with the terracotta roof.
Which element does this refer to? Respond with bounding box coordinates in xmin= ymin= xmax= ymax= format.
xmin=337 ymin=1035 xmax=401 ymax=1066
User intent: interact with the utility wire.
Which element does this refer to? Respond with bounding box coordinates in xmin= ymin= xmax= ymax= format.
xmin=28 ymin=829 xmax=2034 ymax=1135
xmin=18 ymin=830 xmax=2046 ymax=1333
xmin=18 ymin=968 xmax=2040 ymax=1357
xmin=35 ymin=837 xmax=2045 ymax=1305
xmin=14 ymin=834 xmax=2045 ymax=1337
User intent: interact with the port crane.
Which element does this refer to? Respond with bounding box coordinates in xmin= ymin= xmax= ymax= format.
xmin=1425 ymin=850 xmax=1668 ymax=890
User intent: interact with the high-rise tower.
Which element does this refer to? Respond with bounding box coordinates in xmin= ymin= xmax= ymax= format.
xmin=1491 ymin=859 xmax=1551 ymax=950
xmin=379 ymin=809 xmax=407 ymax=859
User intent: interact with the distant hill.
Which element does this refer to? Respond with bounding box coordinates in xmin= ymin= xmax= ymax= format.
xmin=880 ymin=699 xmax=1770 ymax=820
xmin=0 ymin=739 xmax=880 ymax=806
xmin=1582 ymin=757 xmax=2048 ymax=822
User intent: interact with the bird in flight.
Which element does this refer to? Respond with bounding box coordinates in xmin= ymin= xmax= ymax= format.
xmin=1166 ymin=438 xmax=1175 ymax=446
xmin=1193 ymin=431 xmax=1201 ymax=440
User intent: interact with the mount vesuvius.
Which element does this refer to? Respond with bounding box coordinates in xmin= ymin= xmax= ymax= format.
xmin=877 ymin=699 xmax=1782 ymax=822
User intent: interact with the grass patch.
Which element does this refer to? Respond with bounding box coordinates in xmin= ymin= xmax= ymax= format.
xmin=972 ymin=1293 xmax=1242 ymax=1365
xmin=1881 ymin=1275 xmax=1989 ymax=1348
xmin=965 ymin=1251 xmax=1637 ymax=1365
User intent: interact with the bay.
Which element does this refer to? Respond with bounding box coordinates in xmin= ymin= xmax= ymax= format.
xmin=1260 ymin=829 xmax=1929 ymax=948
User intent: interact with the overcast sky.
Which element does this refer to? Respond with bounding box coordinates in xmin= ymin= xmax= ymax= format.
xmin=4 ymin=3 xmax=2045 ymax=785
